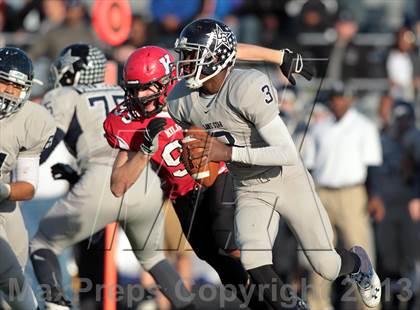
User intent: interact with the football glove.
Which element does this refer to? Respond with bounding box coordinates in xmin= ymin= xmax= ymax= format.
xmin=280 ymin=49 xmax=314 ymax=85
xmin=140 ymin=118 xmax=167 ymax=155
xmin=0 ymin=180 xmax=11 ymax=203
xmin=51 ymin=163 xmax=80 ymax=185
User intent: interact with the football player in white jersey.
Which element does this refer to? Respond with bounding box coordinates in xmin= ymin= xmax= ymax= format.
xmin=167 ymin=19 xmax=381 ymax=309
xmin=0 ymin=47 xmax=56 ymax=310
xmin=29 ymin=44 xmax=194 ymax=310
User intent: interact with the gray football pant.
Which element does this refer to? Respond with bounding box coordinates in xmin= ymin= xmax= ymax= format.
xmin=30 ymin=163 xmax=166 ymax=271
xmin=234 ymin=161 xmax=341 ymax=281
xmin=0 ymin=201 xmax=37 ymax=309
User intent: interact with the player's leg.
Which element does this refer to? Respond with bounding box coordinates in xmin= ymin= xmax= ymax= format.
xmin=200 ymin=174 xmax=273 ymax=310
xmin=234 ymin=187 xmax=307 ymax=309
xmin=173 ymin=186 xmax=249 ymax=289
xmin=279 ymin=163 xmax=380 ymax=307
xmin=205 ymin=172 xmax=237 ymax=252
xmin=30 ymin=165 xmax=124 ymax=307
xmin=123 ymin=176 xmax=195 ymax=310
xmin=0 ymin=202 xmax=38 ymax=310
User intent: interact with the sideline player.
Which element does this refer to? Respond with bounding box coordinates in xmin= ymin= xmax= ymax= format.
xmin=0 ymin=47 xmax=56 ymax=310
xmin=167 ymin=19 xmax=382 ymax=309
xmin=29 ymin=44 xmax=194 ymax=310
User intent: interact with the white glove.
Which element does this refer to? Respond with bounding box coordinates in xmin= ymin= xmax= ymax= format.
xmin=0 ymin=181 xmax=11 ymax=203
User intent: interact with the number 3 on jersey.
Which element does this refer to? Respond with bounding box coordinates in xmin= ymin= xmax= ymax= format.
xmin=161 ymin=140 xmax=187 ymax=177
xmin=261 ymin=85 xmax=273 ymax=104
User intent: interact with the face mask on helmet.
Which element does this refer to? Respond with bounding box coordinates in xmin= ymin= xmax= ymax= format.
xmin=0 ymin=47 xmax=38 ymax=119
xmin=123 ymin=46 xmax=175 ymax=119
xmin=174 ymin=19 xmax=237 ymax=89
xmin=50 ymin=44 xmax=107 ymax=88
xmin=124 ymin=74 xmax=172 ymax=119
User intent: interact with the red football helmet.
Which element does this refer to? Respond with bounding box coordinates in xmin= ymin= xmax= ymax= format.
xmin=123 ymin=46 xmax=176 ymax=119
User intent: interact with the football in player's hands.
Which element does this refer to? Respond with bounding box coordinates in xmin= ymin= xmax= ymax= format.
xmin=51 ymin=163 xmax=80 ymax=185
xmin=181 ymin=127 xmax=219 ymax=187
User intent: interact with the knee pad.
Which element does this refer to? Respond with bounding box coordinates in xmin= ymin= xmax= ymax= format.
xmin=238 ymin=237 xmax=274 ymax=270
xmin=306 ymin=250 xmax=341 ymax=281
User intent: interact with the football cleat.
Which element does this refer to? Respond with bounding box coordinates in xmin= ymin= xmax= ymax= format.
xmin=349 ymin=246 xmax=381 ymax=307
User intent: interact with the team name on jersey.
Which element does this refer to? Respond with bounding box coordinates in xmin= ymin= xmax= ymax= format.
xmin=164 ymin=124 xmax=182 ymax=138
xmin=203 ymin=121 xmax=224 ymax=130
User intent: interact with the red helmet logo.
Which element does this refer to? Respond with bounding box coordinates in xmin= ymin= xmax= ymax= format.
xmin=123 ymin=46 xmax=176 ymax=119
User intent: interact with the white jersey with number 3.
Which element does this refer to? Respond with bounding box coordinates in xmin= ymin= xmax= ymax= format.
xmin=167 ymin=68 xmax=279 ymax=179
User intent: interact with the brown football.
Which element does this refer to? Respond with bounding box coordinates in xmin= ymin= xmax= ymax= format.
xmin=181 ymin=128 xmax=220 ymax=187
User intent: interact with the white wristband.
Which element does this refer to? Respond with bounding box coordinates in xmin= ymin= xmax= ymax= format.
xmin=0 ymin=182 xmax=11 ymax=202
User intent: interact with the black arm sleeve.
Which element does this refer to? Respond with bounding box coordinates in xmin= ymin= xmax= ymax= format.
xmin=39 ymin=128 xmax=65 ymax=164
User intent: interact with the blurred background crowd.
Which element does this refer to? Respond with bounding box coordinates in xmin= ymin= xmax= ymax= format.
xmin=1 ymin=0 xmax=419 ymax=309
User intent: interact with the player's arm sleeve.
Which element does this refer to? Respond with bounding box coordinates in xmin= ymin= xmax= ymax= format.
xmin=231 ymin=115 xmax=299 ymax=166
xmin=230 ymin=73 xmax=298 ymax=166
xmin=301 ymin=130 xmax=316 ymax=170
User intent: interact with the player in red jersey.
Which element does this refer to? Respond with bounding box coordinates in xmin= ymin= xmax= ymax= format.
xmin=105 ymin=107 xmax=194 ymax=200
xmin=103 ymin=46 xmax=251 ymax=296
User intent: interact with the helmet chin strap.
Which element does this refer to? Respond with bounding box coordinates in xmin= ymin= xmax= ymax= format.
xmin=185 ymin=51 xmax=236 ymax=89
